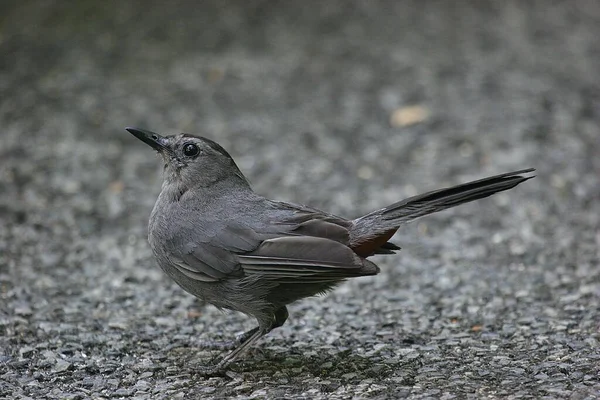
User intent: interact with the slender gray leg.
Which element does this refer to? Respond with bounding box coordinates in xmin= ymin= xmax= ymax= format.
xmin=197 ymin=306 xmax=289 ymax=376
xmin=197 ymin=327 xmax=266 ymax=376
xmin=273 ymin=306 xmax=289 ymax=328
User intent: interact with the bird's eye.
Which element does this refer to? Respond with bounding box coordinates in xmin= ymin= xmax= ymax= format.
xmin=183 ymin=143 xmax=200 ymax=157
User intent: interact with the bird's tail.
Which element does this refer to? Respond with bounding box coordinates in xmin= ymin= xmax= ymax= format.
xmin=349 ymin=168 xmax=535 ymax=254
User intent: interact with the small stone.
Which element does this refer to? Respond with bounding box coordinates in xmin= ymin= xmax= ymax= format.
xmin=19 ymin=346 xmax=35 ymax=357
xmin=138 ymin=371 xmax=153 ymax=379
xmin=53 ymin=359 xmax=71 ymax=373
xmin=113 ymin=388 xmax=133 ymax=396
xmin=390 ymin=105 xmax=430 ymax=127
xmin=108 ymin=320 xmax=129 ymax=330
xmin=14 ymin=305 xmax=33 ymax=316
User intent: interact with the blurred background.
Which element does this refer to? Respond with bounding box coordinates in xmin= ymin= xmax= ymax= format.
xmin=1 ymin=1 xmax=599 ymax=398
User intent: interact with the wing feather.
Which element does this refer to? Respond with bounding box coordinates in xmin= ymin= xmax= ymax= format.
xmin=163 ymin=202 xmax=376 ymax=284
xmin=239 ymin=236 xmax=379 ymax=280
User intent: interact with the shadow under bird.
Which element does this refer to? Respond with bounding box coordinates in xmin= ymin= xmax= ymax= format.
xmin=126 ymin=127 xmax=534 ymax=374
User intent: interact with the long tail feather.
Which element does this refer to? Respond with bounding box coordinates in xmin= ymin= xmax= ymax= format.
xmin=350 ymin=168 xmax=535 ymax=251
xmin=380 ymin=168 xmax=535 ymax=223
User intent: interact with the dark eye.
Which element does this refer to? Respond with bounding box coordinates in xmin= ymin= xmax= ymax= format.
xmin=183 ymin=143 xmax=199 ymax=157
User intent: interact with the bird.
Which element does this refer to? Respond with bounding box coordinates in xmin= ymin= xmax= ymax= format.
xmin=126 ymin=126 xmax=534 ymax=374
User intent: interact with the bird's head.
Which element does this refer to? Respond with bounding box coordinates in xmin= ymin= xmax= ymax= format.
xmin=127 ymin=127 xmax=249 ymax=194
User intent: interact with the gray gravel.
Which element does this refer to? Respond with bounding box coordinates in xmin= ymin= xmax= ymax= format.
xmin=1 ymin=1 xmax=599 ymax=398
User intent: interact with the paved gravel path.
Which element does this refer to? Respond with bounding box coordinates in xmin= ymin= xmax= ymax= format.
xmin=1 ymin=1 xmax=599 ymax=398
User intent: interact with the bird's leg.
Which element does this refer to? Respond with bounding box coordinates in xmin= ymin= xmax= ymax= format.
xmin=196 ymin=306 xmax=289 ymax=376
xmin=196 ymin=327 xmax=259 ymax=350
xmin=272 ymin=306 xmax=289 ymax=328
xmin=196 ymin=327 xmax=266 ymax=376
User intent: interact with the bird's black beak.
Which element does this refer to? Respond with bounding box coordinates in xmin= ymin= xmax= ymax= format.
xmin=126 ymin=127 xmax=168 ymax=151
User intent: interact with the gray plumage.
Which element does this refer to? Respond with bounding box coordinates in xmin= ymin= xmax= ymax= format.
xmin=126 ymin=127 xmax=534 ymax=374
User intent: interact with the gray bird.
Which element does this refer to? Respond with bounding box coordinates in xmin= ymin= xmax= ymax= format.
xmin=126 ymin=127 xmax=534 ymax=374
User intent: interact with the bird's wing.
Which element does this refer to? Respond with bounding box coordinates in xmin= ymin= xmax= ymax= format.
xmin=238 ymin=236 xmax=379 ymax=282
xmin=166 ymin=221 xmax=264 ymax=283
xmin=165 ymin=201 xmax=377 ymax=283
xmin=276 ymin=200 xmax=401 ymax=257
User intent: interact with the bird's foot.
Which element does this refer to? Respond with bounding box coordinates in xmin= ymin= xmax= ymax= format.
xmin=195 ymin=326 xmax=266 ymax=376
xmin=196 ymin=327 xmax=259 ymax=350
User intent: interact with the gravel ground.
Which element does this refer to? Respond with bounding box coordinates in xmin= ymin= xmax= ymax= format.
xmin=1 ymin=1 xmax=599 ymax=398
